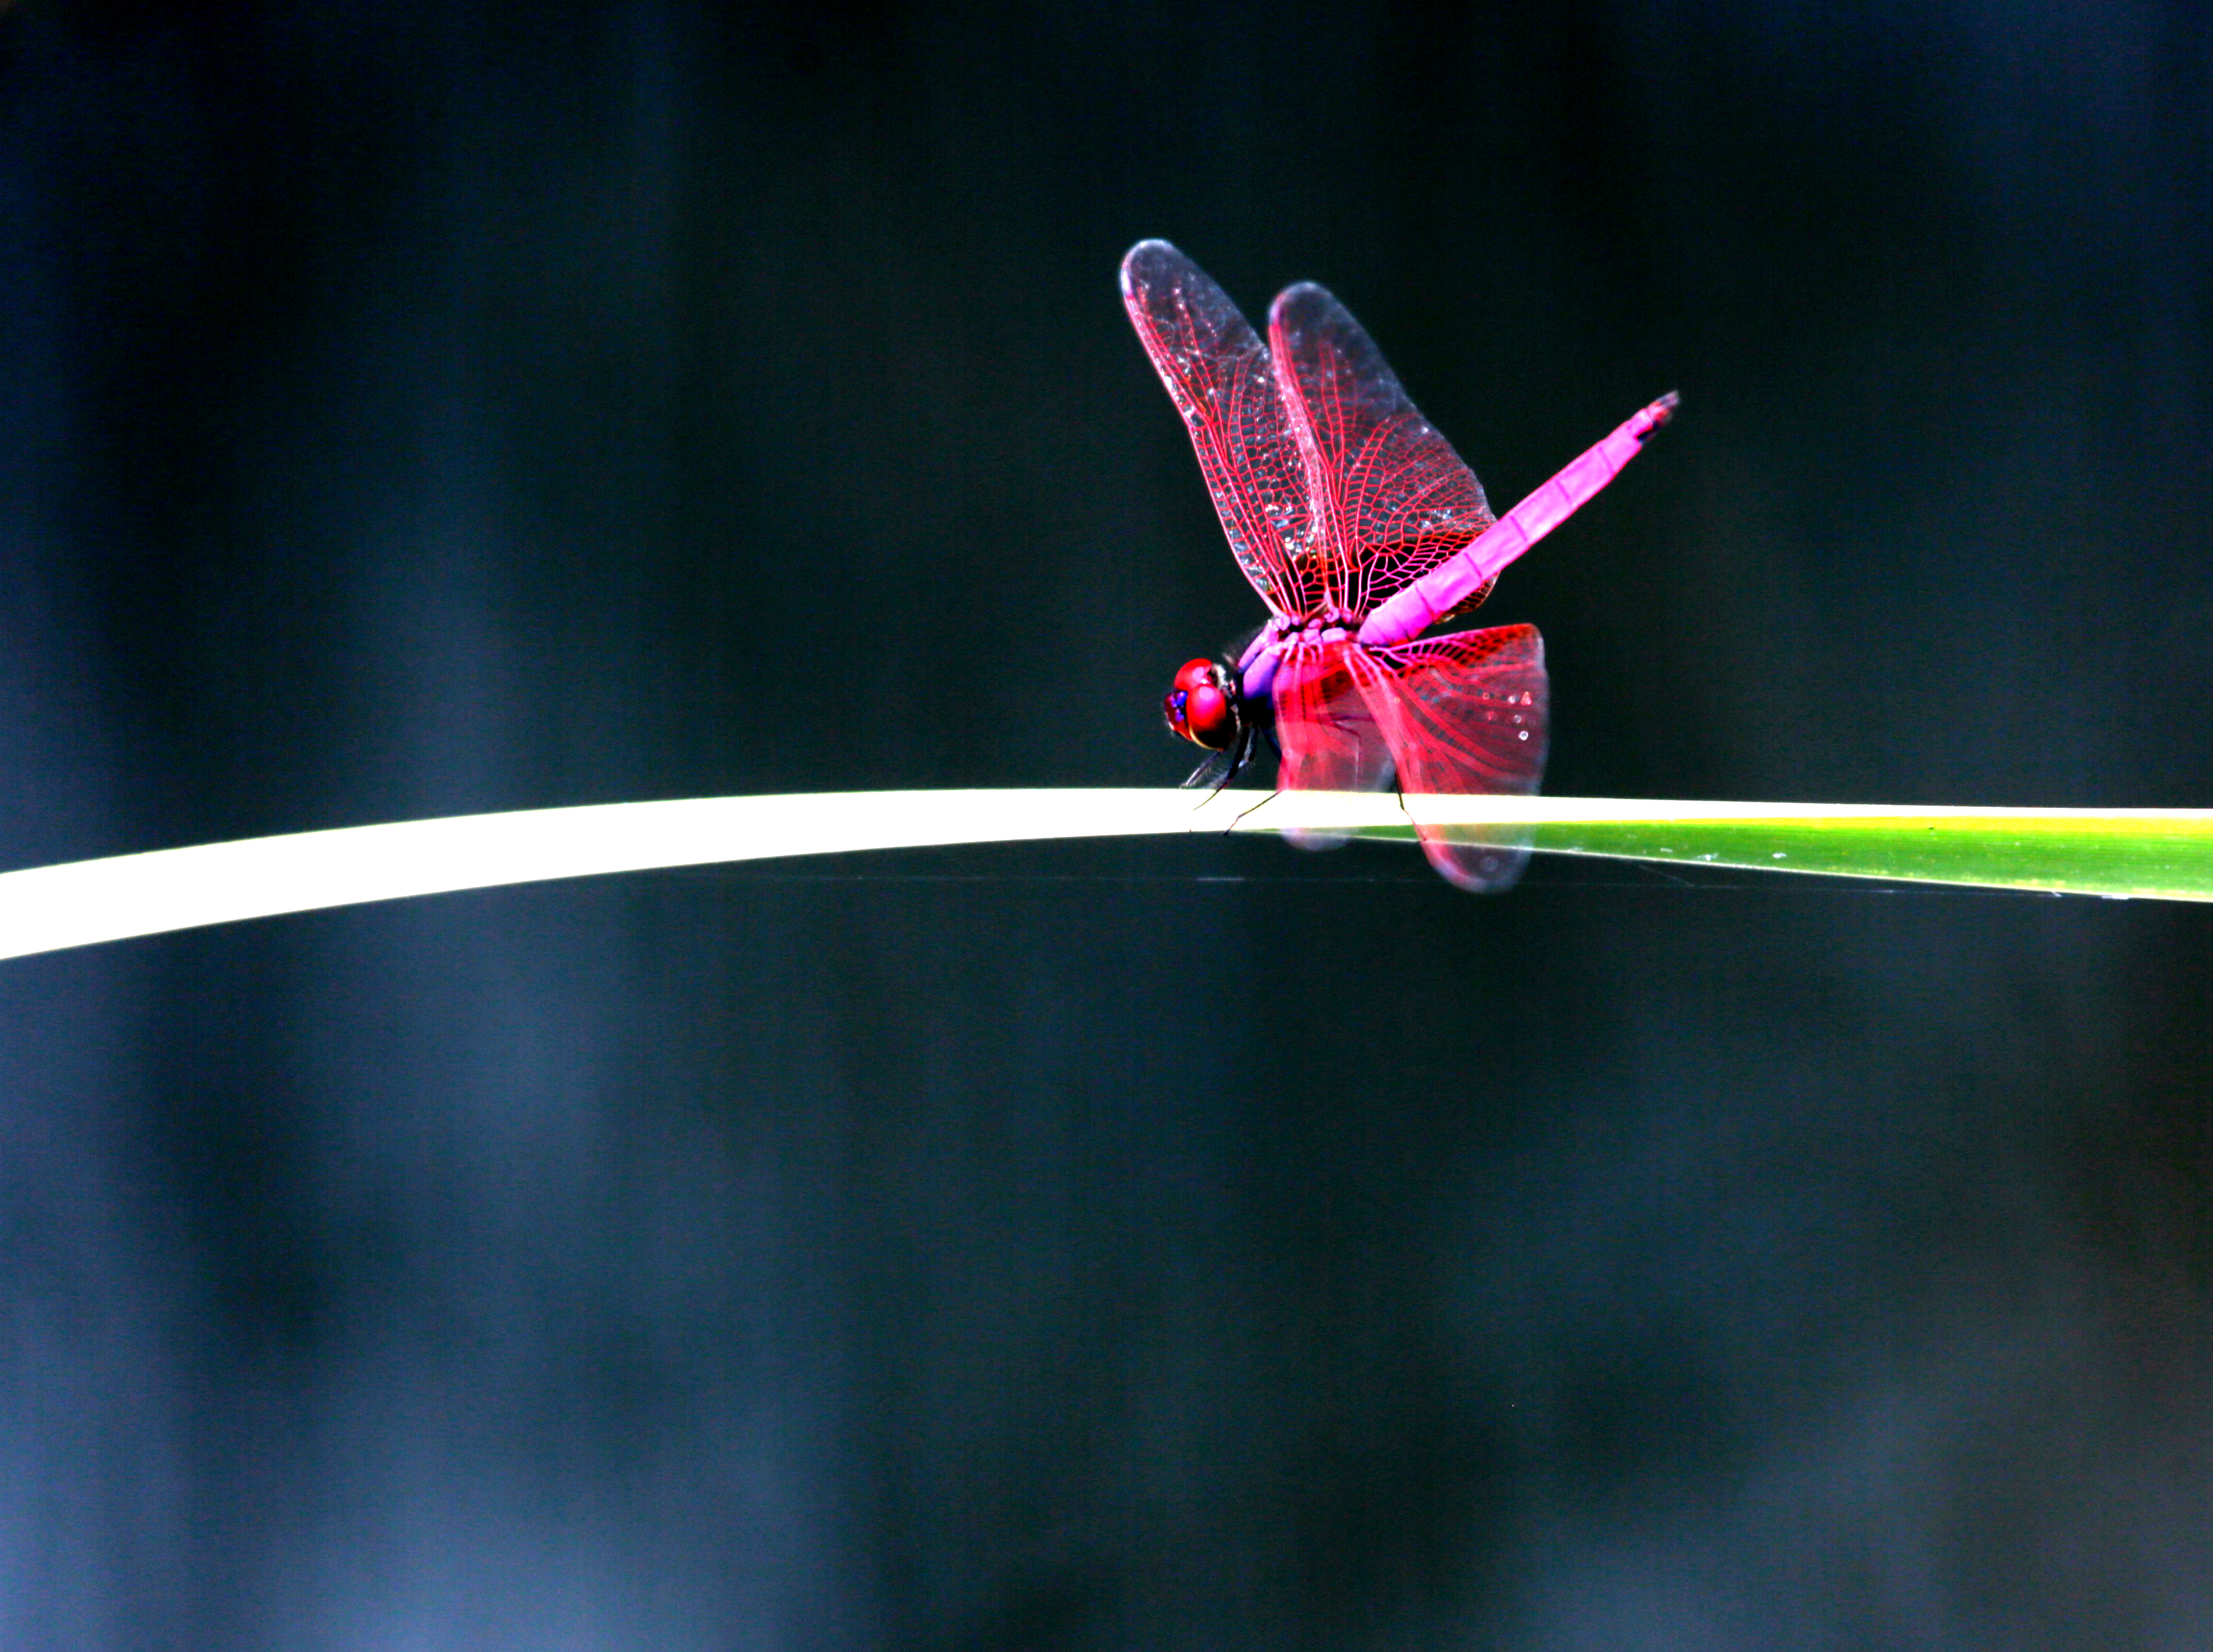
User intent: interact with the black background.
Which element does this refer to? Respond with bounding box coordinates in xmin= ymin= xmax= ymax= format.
xmin=2 ymin=4 xmax=2208 ymax=1647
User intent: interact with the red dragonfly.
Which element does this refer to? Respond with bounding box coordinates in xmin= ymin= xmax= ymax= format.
xmin=1125 ymin=240 xmax=1676 ymax=889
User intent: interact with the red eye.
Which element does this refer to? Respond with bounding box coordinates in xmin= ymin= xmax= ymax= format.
xmin=1172 ymin=658 xmax=1215 ymax=695
xmin=1185 ymin=683 xmax=1234 ymax=746
xmin=1162 ymin=659 xmax=1239 ymax=750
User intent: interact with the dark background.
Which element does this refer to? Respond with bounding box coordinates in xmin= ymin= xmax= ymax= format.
xmin=2 ymin=3 xmax=2208 ymax=1647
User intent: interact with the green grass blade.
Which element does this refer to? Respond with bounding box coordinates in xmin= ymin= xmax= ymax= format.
xmin=1324 ymin=800 xmax=2213 ymax=901
xmin=0 ymin=791 xmax=2204 ymax=963
xmin=1529 ymin=814 xmax=2213 ymax=898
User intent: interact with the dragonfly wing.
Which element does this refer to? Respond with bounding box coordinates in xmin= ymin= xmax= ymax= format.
xmin=1345 ymin=626 xmax=1549 ymax=891
xmin=1267 ymin=282 xmax=1494 ymax=621
xmin=1122 ymin=242 xmax=1323 ymax=619
xmin=1271 ymin=641 xmax=1394 ymax=851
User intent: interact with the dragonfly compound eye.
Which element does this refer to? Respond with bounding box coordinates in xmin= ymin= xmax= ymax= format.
xmin=1162 ymin=658 xmax=1240 ymax=750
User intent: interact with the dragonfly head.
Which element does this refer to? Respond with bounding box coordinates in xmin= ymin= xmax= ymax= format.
xmin=1162 ymin=657 xmax=1242 ymax=751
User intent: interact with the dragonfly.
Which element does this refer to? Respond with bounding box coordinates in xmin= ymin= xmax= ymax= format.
xmin=1125 ymin=239 xmax=1676 ymax=890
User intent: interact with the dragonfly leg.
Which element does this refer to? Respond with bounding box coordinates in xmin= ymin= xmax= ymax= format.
xmin=1224 ymin=787 xmax=1282 ymax=836
xmin=1183 ymin=724 xmax=1259 ymax=794
xmin=1213 ymin=726 xmax=1259 ymax=793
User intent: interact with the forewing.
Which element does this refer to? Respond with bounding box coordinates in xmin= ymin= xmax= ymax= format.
xmin=1345 ymin=626 xmax=1548 ymax=891
xmin=1268 ymin=282 xmax=1494 ymax=621
xmin=1270 ymin=641 xmax=1394 ymax=851
xmin=1122 ymin=242 xmax=1323 ymax=619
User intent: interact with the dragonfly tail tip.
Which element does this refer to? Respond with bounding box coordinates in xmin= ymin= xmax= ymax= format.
xmin=1636 ymin=391 xmax=1681 ymax=443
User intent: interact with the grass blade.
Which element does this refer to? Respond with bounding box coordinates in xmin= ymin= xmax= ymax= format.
xmin=1342 ymin=797 xmax=2213 ymax=901
xmin=0 ymin=791 xmax=2204 ymax=963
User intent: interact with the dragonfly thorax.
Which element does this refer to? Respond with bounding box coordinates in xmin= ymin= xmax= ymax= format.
xmin=1272 ymin=604 xmax=1357 ymax=638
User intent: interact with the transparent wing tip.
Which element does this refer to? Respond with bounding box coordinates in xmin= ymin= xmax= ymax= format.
xmin=1120 ymin=238 xmax=1183 ymax=292
xmin=1423 ymin=834 xmax=1534 ymax=894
